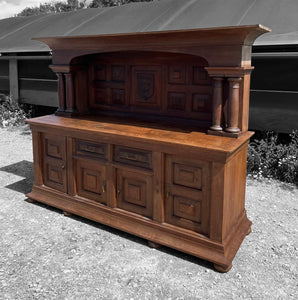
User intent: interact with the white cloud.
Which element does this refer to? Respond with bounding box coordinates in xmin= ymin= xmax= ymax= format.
xmin=0 ymin=0 xmax=49 ymax=20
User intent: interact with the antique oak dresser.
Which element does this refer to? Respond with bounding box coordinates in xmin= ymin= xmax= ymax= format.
xmin=26 ymin=25 xmax=269 ymax=272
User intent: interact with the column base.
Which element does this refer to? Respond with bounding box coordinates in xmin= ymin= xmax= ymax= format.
xmin=207 ymin=129 xmax=241 ymax=139
xmin=210 ymin=125 xmax=223 ymax=131
xmin=225 ymin=127 xmax=240 ymax=134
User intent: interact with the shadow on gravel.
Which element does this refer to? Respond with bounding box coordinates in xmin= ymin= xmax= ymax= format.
xmin=0 ymin=160 xmax=33 ymax=194
xmin=27 ymin=198 xmax=214 ymax=271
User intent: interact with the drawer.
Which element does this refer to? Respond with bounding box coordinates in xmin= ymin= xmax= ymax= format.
xmin=76 ymin=139 xmax=107 ymax=160
xmin=114 ymin=146 xmax=152 ymax=169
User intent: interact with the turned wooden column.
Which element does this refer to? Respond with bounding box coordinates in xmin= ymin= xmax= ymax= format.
xmin=57 ymin=72 xmax=66 ymax=112
xmin=210 ymin=77 xmax=224 ymax=131
xmin=225 ymin=77 xmax=241 ymax=133
xmin=65 ymin=72 xmax=75 ymax=113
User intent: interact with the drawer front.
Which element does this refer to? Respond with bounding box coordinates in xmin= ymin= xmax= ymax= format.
xmin=75 ymin=159 xmax=107 ymax=204
xmin=114 ymin=146 xmax=152 ymax=169
xmin=76 ymin=139 xmax=108 ymax=160
xmin=117 ymin=169 xmax=153 ymax=218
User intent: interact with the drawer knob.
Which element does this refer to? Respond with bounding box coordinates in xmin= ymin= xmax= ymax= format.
xmin=61 ymin=164 xmax=65 ymax=169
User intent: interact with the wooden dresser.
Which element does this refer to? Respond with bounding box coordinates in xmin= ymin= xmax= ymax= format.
xmin=26 ymin=25 xmax=269 ymax=272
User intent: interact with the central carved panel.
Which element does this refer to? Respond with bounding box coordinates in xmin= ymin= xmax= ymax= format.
xmin=131 ymin=66 xmax=161 ymax=108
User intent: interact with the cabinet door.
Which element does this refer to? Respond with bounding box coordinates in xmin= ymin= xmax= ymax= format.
xmin=116 ymin=169 xmax=153 ymax=218
xmin=165 ymin=155 xmax=210 ymax=235
xmin=42 ymin=133 xmax=67 ymax=193
xmin=75 ymin=159 xmax=107 ymax=205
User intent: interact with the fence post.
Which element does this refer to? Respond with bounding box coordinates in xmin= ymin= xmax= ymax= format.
xmin=9 ymin=58 xmax=19 ymax=104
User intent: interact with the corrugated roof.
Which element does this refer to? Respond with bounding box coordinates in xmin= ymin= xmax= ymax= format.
xmin=0 ymin=0 xmax=297 ymax=53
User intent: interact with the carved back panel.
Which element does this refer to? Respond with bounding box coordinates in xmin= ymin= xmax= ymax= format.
xmin=88 ymin=52 xmax=212 ymax=125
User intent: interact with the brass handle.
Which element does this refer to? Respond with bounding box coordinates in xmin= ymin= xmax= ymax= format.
xmin=166 ymin=184 xmax=171 ymax=198
xmin=102 ymin=180 xmax=106 ymax=193
xmin=117 ymin=185 xmax=121 ymax=195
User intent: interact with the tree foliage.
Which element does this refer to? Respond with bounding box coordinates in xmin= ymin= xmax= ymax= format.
xmin=17 ymin=0 xmax=155 ymax=17
xmin=89 ymin=0 xmax=155 ymax=8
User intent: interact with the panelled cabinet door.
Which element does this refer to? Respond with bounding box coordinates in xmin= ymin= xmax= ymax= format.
xmin=165 ymin=155 xmax=210 ymax=236
xmin=75 ymin=159 xmax=107 ymax=205
xmin=116 ymin=169 xmax=153 ymax=218
xmin=42 ymin=133 xmax=67 ymax=193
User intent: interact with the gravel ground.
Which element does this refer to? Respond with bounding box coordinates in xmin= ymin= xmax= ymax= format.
xmin=0 ymin=125 xmax=297 ymax=300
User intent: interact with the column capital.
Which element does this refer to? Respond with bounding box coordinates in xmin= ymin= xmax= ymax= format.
xmin=204 ymin=67 xmax=254 ymax=78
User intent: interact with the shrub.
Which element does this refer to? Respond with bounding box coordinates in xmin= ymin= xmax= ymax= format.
xmin=247 ymin=130 xmax=298 ymax=185
xmin=0 ymin=96 xmax=32 ymax=127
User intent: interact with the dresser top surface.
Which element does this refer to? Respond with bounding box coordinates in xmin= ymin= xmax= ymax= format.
xmin=27 ymin=115 xmax=253 ymax=155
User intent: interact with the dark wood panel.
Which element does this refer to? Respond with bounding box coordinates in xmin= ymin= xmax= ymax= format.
xmin=114 ymin=145 xmax=152 ymax=169
xmin=75 ymin=159 xmax=107 ymax=204
xmin=42 ymin=133 xmax=67 ymax=192
xmin=43 ymin=157 xmax=67 ymax=193
xmin=116 ymin=168 xmax=153 ymax=218
xmin=75 ymin=139 xmax=108 ymax=160
xmin=165 ymin=155 xmax=210 ymax=235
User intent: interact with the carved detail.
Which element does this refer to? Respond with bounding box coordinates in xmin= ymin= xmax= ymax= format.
xmin=111 ymin=65 xmax=125 ymax=82
xmin=132 ymin=66 xmax=161 ymax=108
xmin=168 ymin=65 xmax=186 ymax=84
xmin=192 ymin=94 xmax=210 ymax=113
xmin=168 ymin=92 xmax=186 ymax=111
xmin=94 ymin=65 xmax=106 ymax=81
xmin=111 ymin=88 xmax=125 ymax=105
xmin=193 ymin=66 xmax=211 ymax=85
xmin=137 ymin=73 xmax=155 ymax=101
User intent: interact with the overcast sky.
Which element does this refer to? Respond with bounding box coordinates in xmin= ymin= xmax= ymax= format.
xmin=0 ymin=0 xmax=50 ymax=20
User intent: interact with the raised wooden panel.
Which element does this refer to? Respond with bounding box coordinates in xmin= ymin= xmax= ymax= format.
xmin=111 ymin=65 xmax=125 ymax=82
xmin=44 ymin=158 xmax=66 ymax=192
xmin=43 ymin=158 xmax=66 ymax=192
xmin=43 ymin=133 xmax=67 ymax=192
xmin=114 ymin=146 xmax=152 ymax=169
xmin=75 ymin=139 xmax=107 ymax=160
xmin=173 ymin=162 xmax=202 ymax=190
xmin=192 ymin=94 xmax=210 ymax=113
xmin=44 ymin=135 xmax=65 ymax=159
xmin=117 ymin=169 xmax=153 ymax=218
xmin=76 ymin=159 xmax=107 ymax=204
xmin=173 ymin=195 xmax=201 ymax=223
xmin=111 ymin=88 xmax=125 ymax=105
xmin=168 ymin=65 xmax=186 ymax=84
xmin=131 ymin=66 xmax=161 ymax=108
xmin=165 ymin=155 xmax=210 ymax=235
xmin=93 ymin=88 xmax=107 ymax=105
xmin=193 ymin=66 xmax=211 ymax=85
xmin=94 ymin=64 xmax=106 ymax=81
xmin=167 ymin=92 xmax=186 ymax=111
